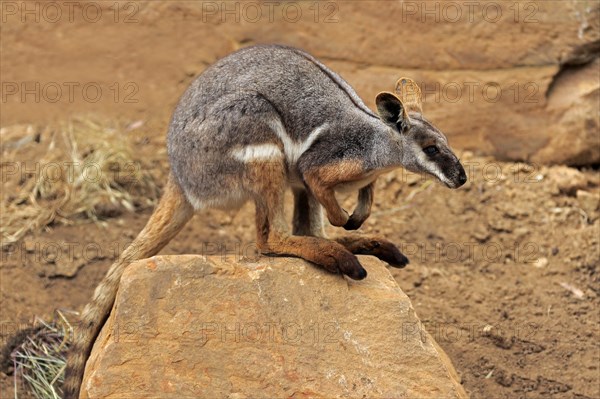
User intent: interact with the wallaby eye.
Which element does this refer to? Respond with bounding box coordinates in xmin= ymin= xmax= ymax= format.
xmin=423 ymin=145 xmax=439 ymax=155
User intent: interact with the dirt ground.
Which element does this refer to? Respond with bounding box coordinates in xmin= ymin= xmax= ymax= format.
xmin=1 ymin=122 xmax=599 ymax=398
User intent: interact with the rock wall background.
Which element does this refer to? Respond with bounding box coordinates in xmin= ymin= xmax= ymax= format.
xmin=1 ymin=0 xmax=599 ymax=165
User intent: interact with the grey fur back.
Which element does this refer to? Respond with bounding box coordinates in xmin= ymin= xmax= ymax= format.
xmin=168 ymin=44 xmax=378 ymax=142
xmin=167 ymin=45 xmax=398 ymax=208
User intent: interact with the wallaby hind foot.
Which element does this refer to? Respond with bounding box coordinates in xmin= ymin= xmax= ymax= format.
xmin=333 ymin=235 xmax=409 ymax=268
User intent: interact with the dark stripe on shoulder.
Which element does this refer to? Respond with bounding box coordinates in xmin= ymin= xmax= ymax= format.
xmin=289 ymin=48 xmax=379 ymax=120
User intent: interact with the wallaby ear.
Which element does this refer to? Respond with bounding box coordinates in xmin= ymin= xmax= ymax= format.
xmin=375 ymin=92 xmax=410 ymax=129
xmin=394 ymin=77 xmax=423 ymax=114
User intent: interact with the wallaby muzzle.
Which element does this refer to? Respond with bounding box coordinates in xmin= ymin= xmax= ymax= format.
xmin=447 ymin=159 xmax=467 ymax=189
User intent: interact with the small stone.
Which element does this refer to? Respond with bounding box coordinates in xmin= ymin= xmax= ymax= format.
xmin=472 ymin=224 xmax=490 ymax=242
xmin=513 ymin=227 xmax=530 ymax=239
xmin=533 ymin=257 xmax=549 ymax=268
xmin=488 ymin=218 xmax=512 ymax=233
xmin=471 ymin=292 xmax=484 ymax=304
xmin=559 ymin=282 xmax=585 ymax=299
xmin=576 ymin=190 xmax=599 ymax=216
xmin=546 ymin=166 xmax=588 ymax=195
xmin=23 ymin=238 xmax=36 ymax=253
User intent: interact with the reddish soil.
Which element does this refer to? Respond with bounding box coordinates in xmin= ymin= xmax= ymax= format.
xmin=1 ymin=130 xmax=598 ymax=398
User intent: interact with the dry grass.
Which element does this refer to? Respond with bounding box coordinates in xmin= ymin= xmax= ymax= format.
xmin=1 ymin=118 xmax=160 ymax=248
xmin=2 ymin=311 xmax=74 ymax=399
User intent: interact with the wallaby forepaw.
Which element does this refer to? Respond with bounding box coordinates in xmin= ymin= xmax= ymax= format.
xmin=327 ymin=209 xmax=350 ymax=227
xmin=343 ymin=214 xmax=366 ymax=230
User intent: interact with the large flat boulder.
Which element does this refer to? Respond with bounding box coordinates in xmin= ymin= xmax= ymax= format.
xmin=81 ymin=255 xmax=467 ymax=398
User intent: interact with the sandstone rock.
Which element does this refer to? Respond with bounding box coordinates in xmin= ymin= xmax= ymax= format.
xmin=534 ymin=58 xmax=600 ymax=165
xmin=81 ymin=255 xmax=467 ymax=399
xmin=546 ymin=166 xmax=588 ymax=195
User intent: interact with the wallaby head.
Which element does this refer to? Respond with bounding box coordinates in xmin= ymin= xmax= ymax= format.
xmin=375 ymin=78 xmax=467 ymax=189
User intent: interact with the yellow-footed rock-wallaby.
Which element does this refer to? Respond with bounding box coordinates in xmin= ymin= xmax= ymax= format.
xmin=63 ymin=44 xmax=466 ymax=397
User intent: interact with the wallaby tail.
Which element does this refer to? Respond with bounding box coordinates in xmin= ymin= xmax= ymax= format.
xmin=62 ymin=175 xmax=194 ymax=398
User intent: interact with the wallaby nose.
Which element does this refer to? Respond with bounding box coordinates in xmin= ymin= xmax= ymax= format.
xmin=457 ymin=169 xmax=467 ymax=187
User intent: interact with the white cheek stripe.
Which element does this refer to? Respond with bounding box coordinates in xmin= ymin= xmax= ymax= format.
xmin=413 ymin=143 xmax=453 ymax=186
xmin=430 ymin=163 xmax=453 ymax=186
xmin=231 ymin=144 xmax=284 ymax=162
xmin=268 ymin=118 xmax=328 ymax=165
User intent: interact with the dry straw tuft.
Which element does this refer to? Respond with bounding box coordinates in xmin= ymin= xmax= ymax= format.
xmin=1 ymin=118 xmax=160 ymax=248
